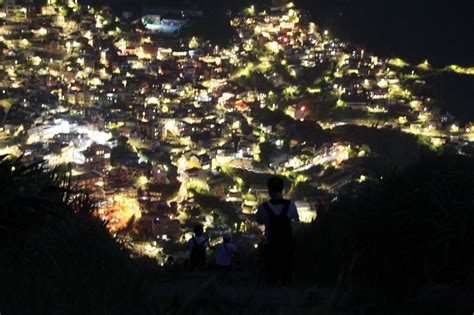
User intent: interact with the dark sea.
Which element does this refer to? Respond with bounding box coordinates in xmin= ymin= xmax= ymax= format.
xmin=298 ymin=0 xmax=474 ymax=67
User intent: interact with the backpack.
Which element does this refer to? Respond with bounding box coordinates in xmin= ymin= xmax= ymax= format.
xmin=223 ymin=243 xmax=232 ymax=264
xmin=263 ymin=200 xmax=293 ymax=248
xmin=190 ymin=237 xmax=206 ymax=269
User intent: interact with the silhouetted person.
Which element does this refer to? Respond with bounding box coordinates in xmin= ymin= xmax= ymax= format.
xmin=163 ymin=256 xmax=175 ymax=271
xmin=256 ymin=176 xmax=299 ymax=285
xmin=187 ymin=223 xmax=208 ymax=271
xmin=213 ymin=232 xmax=237 ymax=272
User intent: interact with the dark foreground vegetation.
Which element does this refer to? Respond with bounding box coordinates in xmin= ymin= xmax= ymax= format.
xmin=0 ymin=156 xmax=161 ymax=315
xmin=1 ymin=153 xmax=473 ymax=314
xmin=293 ymin=153 xmax=474 ymax=312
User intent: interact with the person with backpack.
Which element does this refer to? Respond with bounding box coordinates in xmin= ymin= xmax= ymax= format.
xmin=187 ymin=223 xmax=208 ymax=271
xmin=163 ymin=256 xmax=175 ymax=271
xmin=256 ymin=176 xmax=299 ymax=285
xmin=213 ymin=232 xmax=237 ymax=272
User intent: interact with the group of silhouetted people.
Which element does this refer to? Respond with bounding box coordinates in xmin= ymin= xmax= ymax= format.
xmin=187 ymin=225 xmax=237 ymax=272
xmin=169 ymin=176 xmax=299 ymax=286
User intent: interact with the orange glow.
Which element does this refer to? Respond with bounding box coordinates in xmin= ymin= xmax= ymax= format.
xmin=97 ymin=194 xmax=141 ymax=233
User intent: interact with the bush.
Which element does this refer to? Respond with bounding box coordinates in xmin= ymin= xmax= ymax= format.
xmin=293 ymin=154 xmax=474 ymax=305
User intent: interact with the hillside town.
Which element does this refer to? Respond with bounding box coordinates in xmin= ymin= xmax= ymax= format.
xmin=1 ymin=0 xmax=473 ymax=261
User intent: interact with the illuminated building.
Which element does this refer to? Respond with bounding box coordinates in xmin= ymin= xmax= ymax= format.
xmin=3 ymin=0 xmax=21 ymax=16
xmin=73 ymin=171 xmax=104 ymax=192
xmin=83 ymin=144 xmax=111 ymax=171
xmin=141 ymin=15 xmax=187 ymax=35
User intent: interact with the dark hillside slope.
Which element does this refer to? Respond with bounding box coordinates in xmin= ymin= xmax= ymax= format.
xmin=293 ymin=154 xmax=474 ymax=311
xmin=0 ymin=156 xmax=161 ymax=315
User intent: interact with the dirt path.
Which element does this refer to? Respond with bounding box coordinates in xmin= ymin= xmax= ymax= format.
xmin=139 ymin=272 xmax=349 ymax=315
